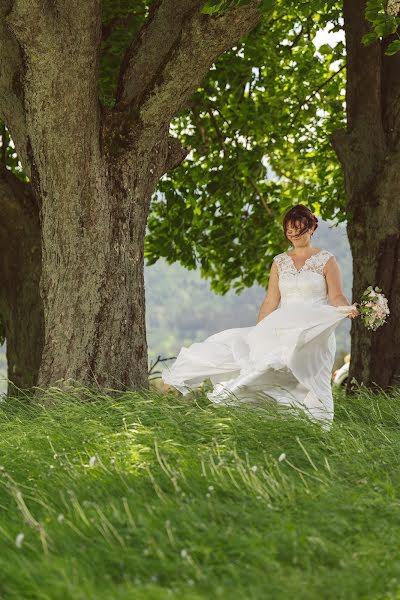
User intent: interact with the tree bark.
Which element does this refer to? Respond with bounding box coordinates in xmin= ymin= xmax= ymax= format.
xmin=0 ymin=164 xmax=44 ymax=395
xmin=0 ymin=0 xmax=261 ymax=396
xmin=331 ymin=0 xmax=400 ymax=391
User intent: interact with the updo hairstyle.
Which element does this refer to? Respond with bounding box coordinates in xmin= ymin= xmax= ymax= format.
xmin=282 ymin=204 xmax=318 ymax=242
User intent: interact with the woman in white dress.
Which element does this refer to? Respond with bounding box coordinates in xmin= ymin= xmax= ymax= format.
xmin=162 ymin=205 xmax=360 ymax=429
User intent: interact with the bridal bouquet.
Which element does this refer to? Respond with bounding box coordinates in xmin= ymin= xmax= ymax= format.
xmin=358 ymin=286 xmax=390 ymax=331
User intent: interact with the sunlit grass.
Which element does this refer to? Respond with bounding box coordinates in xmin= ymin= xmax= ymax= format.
xmin=0 ymin=382 xmax=400 ymax=599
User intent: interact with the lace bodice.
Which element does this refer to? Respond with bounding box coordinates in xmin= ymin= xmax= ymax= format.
xmin=273 ymin=249 xmax=333 ymax=307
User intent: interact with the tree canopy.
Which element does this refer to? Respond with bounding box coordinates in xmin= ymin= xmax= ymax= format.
xmin=146 ymin=1 xmax=347 ymax=294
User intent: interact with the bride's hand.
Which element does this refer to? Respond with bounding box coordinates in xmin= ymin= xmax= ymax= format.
xmin=348 ymin=303 xmax=360 ymax=319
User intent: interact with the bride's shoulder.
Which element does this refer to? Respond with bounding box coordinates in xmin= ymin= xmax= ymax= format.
xmin=318 ymin=250 xmax=336 ymax=272
xmin=319 ymin=249 xmax=335 ymax=260
xmin=272 ymin=252 xmax=287 ymax=264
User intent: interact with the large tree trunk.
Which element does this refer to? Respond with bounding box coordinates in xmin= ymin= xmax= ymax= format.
xmin=0 ymin=0 xmax=261 ymax=396
xmin=331 ymin=0 xmax=400 ymax=391
xmin=36 ymin=144 xmax=159 ymax=392
xmin=0 ymin=164 xmax=44 ymax=395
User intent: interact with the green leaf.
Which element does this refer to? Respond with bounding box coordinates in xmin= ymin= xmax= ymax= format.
xmin=262 ymin=0 xmax=276 ymax=10
xmin=362 ymin=32 xmax=379 ymax=45
xmin=385 ymin=39 xmax=400 ymax=55
xmin=318 ymin=43 xmax=333 ymax=55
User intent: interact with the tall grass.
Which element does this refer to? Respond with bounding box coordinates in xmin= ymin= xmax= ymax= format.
xmin=0 ymin=383 xmax=400 ymax=599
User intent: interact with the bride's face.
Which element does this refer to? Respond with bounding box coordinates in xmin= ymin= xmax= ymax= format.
xmin=285 ymin=220 xmax=314 ymax=246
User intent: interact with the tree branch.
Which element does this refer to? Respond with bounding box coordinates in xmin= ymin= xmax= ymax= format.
xmin=163 ymin=136 xmax=190 ymax=172
xmin=329 ymin=127 xmax=353 ymax=172
xmin=115 ymin=0 xmax=203 ymax=110
xmin=114 ymin=0 xmax=262 ymax=134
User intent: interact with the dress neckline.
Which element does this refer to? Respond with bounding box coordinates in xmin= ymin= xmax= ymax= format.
xmin=285 ymin=249 xmax=324 ymax=273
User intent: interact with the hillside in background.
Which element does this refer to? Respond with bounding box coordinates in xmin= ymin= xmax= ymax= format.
xmin=0 ymin=219 xmax=352 ymax=393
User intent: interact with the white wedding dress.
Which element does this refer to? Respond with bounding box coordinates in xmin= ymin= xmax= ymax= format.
xmin=161 ymin=249 xmax=354 ymax=429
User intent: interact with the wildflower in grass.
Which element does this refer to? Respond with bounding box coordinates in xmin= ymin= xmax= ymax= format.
xmin=278 ymin=453 xmax=286 ymax=462
xmin=208 ymin=485 xmax=214 ymax=491
xmin=89 ymin=456 xmax=97 ymax=467
xmin=180 ymin=548 xmax=188 ymax=559
xmin=57 ymin=514 xmax=65 ymax=523
xmin=15 ymin=533 xmax=24 ymax=548
xmin=251 ymin=465 xmax=258 ymax=472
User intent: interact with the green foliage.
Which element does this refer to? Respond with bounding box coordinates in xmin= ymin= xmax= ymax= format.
xmin=146 ymin=1 xmax=346 ymax=293
xmin=201 ymin=0 xmax=275 ymax=16
xmin=386 ymin=38 xmax=400 ymax=54
xmin=0 ymin=121 xmax=27 ymax=182
xmin=0 ymin=385 xmax=400 ymax=597
xmin=363 ymin=0 xmax=400 ymax=54
xmin=99 ymin=0 xmax=149 ymax=108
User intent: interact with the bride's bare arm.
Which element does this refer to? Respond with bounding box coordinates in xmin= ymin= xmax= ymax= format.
xmin=325 ymin=257 xmax=350 ymax=306
xmin=325 ymin=257 xmax=359 ymax=318
xmin=256 ymin=260 xmax=281 ymax=323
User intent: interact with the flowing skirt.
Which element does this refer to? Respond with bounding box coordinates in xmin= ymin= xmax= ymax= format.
xmin=161 ymin=303 xmax=353 ymax=429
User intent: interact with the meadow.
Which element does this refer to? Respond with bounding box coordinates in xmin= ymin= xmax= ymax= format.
xmin=0 ymin=382 xmax=399 ymax=599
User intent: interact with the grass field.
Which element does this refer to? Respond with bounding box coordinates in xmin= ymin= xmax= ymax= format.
xmin=0 ymin=382 xmax=399 ymax=599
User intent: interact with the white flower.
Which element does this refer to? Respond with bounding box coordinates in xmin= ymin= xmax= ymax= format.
xmin=15 ymin=533 xmax=24 ymax=548
xmin=360 ymin=286 xmax=389 ymax=330
xmin=89 ymin=456 xmax=97 ymax=467
xmin=278 ymin=453 xmax=286 ymax=462
xmin=208 ymin=485 xmax=214 ymax=491
xmin=387 ymin=0 xmax=400 ymax=16
xmin=57 ymin=514 xmax=65 ymax=523
xmin=180 ymin=548 xmax=188 ymax=559
xmin=251 ymin=465 xmax=258 ymax=472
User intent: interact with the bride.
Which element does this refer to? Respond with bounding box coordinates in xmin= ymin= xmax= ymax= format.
xmin=162 ymin=204 xmax=360 ymax=429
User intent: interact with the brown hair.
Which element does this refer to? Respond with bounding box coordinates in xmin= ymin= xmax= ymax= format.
xmin=282 ymin=204 xmax=318 ymax=242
